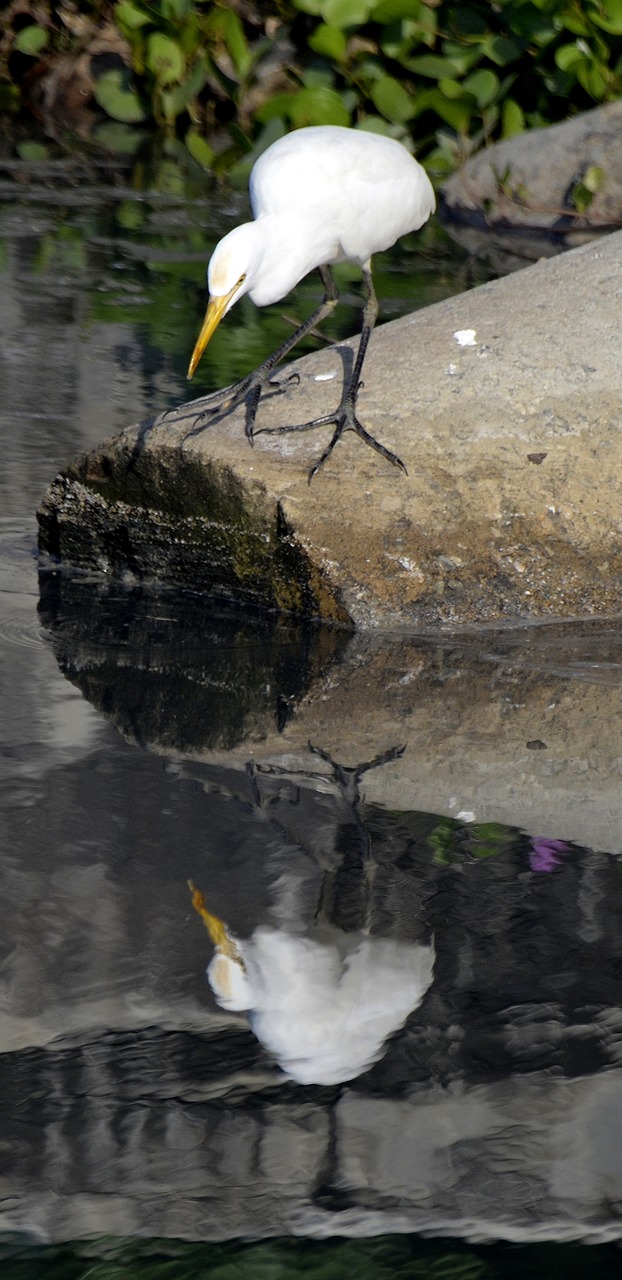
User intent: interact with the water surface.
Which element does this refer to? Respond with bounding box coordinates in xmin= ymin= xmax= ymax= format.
xmin=1 ymin=151 xmax=621 ymax=1276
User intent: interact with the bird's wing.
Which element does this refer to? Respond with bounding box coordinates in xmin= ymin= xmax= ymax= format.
xmin=250 ymin=127 xmax=434 ymax=263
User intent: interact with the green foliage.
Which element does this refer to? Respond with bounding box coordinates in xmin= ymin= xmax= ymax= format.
xmin=94 ymin=67 xmax=148 ymax=123
xmin=1 ymin=1 xmax=622 ymax=180
xmin=279 ymin=0 xmax=622 ymax=174
xmin=571 ymin=160 xmax=606 ymax=211
xmin=13 ymin=25 xmax=50 ymax=56
xmin=428 ymin=816 xmax=518 ymax=865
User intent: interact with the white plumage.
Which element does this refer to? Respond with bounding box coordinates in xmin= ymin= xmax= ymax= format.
xmin=208 ymin=926 xmax=435 ymax=1086
xmin=185 ymin=125 xmax=435 ymax=478
xmin=190 ymin=882 xmax=435 ymax=1086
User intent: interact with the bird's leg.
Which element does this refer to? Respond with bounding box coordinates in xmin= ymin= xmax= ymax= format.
xmin=307 ymin=742 xmax=406 ymax=934
xmin=163 ymin=267 xmax=340 ymax=444
xmin=256 ymin=265 xmax=407 ymax=483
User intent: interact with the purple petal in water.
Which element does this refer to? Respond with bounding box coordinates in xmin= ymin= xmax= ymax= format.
xmin=529 ymin=838 xmax=571 ymax=872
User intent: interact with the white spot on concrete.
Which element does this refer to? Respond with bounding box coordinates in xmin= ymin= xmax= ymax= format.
xmin=314 ymin=371 xmax=337 ymax=381
xmin=454 ymin=328 xmax=477 ymax=346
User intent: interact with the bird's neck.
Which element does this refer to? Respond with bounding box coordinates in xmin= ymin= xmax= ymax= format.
xmin=247 ymin=214 xmax=338 ymax=308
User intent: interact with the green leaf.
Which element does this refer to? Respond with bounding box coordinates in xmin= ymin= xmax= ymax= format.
xmin=438 ymin=77 xmax=469 ymax=100
xmin=292 ymin=0 xmax=324 ymax=13
xmin=151 ymin=157 xmax=185 ymax=195
xmin=424 ymin=88 xmax=473 ymax=133
xmin=160 ymin=57 xmax=210 ymax=120
xmin=254 ymin=92 xmax=297 ymax=123
xmin=485 ymin=34 xmax=522 ymax=66
xmin=424 ymin=142 xmax=458 ymax=178
xmin=405 ymin=53 xmax=462 ymax=79
xmin=554 ymin=42 xmax=585 ymax=72
xmin=584 ymin=163 xmax=606 ymax=193
xmin=321 ymin=0 xmax=372 ymax=29
xmin=370 ymin=72 xmax=414 ymax=122
xmin=308 ymin=23 xmax=347 ymax=60
xmin=371 ymin=0 xmax=422 ymax=18
xmin=146 ymin=32 xmax=185 ymax=85
xmin=591 ymin=0 xmax=622 ymax=33
xmin=570 ymin=163 xmax=606 ymax=213
xmin=93 ymin=68 xmax=147 ymax=122
xmin=0 ymin=83 xmax=20 ymax=111
xmin=602 ymin=0 xmax=622 ymax=25
xmin=116 ymin=200 xmax=146 ymax=230
xmin=93 ymin=121 xmax=147 ymax=153
xmin=501 ymin=97 xmax=524 ymax=137
xmin=356 ymin=114 xmax=401 ymax=135
xmin=463 ymin=67 xmax=499 ymax=107
xmin=162 ymin=0 xmax=192 ymax=17
xmin=438 ymin=40 xmax=483 ymax=74
xmin=452 ymin=7 xmax=487 ymax=36
xmin=288 ymin=85 xmax=350 ymax=126
xmin=14 ymin=24 xmax=49 ymax=56
xmin=577 ymin=59 xmax=608 ymax=98
xmin=221 ymin=8 xmax=251 ymax=78
xmin=301 ymin=64 xmax=337 ymax=88
xmin=114 ymin=1 xmax=152 ymax=31
xmin=564 ymin=11 xmax=591 ymax=35
xmin=16 ymin=140 xmax=49 ymax=160
xmin=185 ymin=128 xmax=215 ymax=170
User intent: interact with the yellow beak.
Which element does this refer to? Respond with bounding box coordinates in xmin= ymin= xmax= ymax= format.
xmin=186 ymin=284 xmax=239 ymax=380
xmin=188 ymin=880 xmax=243 ymax=963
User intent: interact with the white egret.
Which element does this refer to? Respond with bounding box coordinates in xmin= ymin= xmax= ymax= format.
xmin=189 ymin=881 xmax=435 ymax=1086
xmin=187 ymin=744 xmax=435 ymax=1086
xmin=184 ymin=125 xmax=436 ymax=480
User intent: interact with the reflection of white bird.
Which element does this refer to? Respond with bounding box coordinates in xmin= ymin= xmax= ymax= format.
xmin=184 ymin=125 xmax=436 ymax=480
xmin=189 ymin=882 xmax=435 ymax=1086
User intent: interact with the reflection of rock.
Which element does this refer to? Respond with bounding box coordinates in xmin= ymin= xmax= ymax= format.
xmin=38 ymin=569 xmax=348 ymax=751
xmin=38 ymin=568 xmax=622 ymax=850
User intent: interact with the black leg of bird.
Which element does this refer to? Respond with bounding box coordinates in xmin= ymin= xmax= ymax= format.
xmin=257 ymin=264 xmax=408 ymax=483
xmin=162 ymin=267 xmax=340 ymax=440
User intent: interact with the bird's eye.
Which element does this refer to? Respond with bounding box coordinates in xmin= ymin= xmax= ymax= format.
xmin=237 ymin=273 xmax=246 ymax=286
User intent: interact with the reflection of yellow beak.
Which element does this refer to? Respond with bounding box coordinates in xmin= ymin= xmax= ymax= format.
xmin=186 ymin=283 xmax=239 ymax=380
xmin=188 ymin=880 xmax=243 ymax=964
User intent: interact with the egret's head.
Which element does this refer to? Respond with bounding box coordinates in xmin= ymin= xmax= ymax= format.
xmin=187 ymin=223 xmax=259 ymax=379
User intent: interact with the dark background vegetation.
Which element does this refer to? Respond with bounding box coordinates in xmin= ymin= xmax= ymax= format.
xmin=2 ymin=0 xmax=622 ymax=178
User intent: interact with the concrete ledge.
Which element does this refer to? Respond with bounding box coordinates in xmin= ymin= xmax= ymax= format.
xmin=38 ymin=229 xmax=622 ymax=628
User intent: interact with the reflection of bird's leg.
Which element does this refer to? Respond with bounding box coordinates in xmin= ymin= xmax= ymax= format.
xmin=309 ymin=743 xmax=406 ymax=933
xmin=256 ymin=265 xmax=407 ymax=483
xmin=163 ymin=267 xmax=340 ymax=444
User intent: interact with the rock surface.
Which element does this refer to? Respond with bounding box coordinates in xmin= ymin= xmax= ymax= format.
xmin=38 ymin=227 xmax=622 ymax=629
xmin=443 ymin=101 xmax=622 ymax=232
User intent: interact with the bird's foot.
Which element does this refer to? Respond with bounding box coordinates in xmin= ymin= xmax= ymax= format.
xmin=255 ymin=398 xmax=407 ymax=483
xmin=160 ymin=376 xmax=252 ymax=431
xmin=161 ymin=369 xmax=299 ymax=441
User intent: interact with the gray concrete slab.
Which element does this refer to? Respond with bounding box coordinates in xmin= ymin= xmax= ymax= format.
xmin=38 ymin=227 xmax=622 ymax=628
xmin=443 ymin=100 xmax=622 ymax=231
